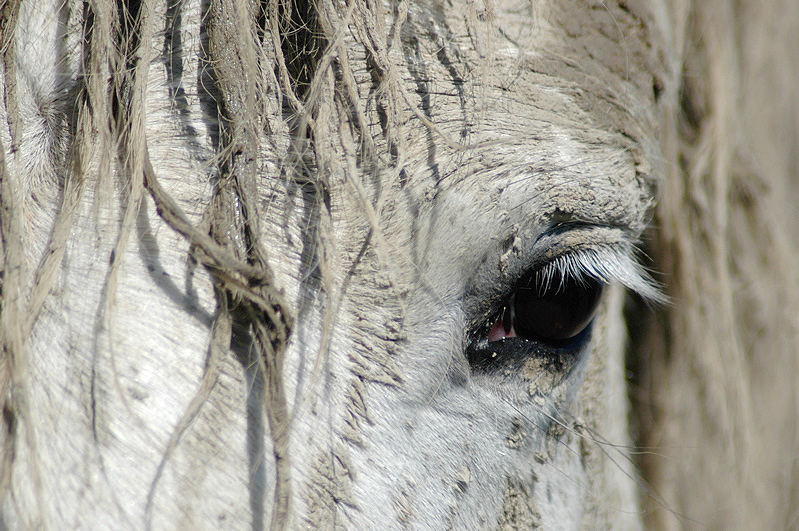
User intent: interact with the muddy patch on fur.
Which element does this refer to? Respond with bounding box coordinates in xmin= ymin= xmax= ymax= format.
xmin=498 ymin=480 xmax=542 ymax=529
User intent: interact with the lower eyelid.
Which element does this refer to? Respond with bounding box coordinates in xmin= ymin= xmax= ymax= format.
xmin=466 ymin=321 xmax=595 ymax=372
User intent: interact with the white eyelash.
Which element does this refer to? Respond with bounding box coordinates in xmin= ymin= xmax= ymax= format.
xmin=535 ymin=244 xmax=667 ymax=304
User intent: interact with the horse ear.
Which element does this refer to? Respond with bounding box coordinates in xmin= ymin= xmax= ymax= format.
xmin=630 ymin=1 xmax=799 ymax=527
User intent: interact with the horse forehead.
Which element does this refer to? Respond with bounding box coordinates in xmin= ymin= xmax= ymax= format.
xmin=337 ymin=1 xmax=666 ymax=221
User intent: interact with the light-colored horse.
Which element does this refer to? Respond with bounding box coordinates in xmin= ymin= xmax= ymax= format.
xmin=1 ymin=0 xmax=798 ymax=528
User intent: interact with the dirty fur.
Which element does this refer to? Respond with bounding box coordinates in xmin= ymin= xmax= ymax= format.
xmin=1 ymin=0 xmax=798 ymax=529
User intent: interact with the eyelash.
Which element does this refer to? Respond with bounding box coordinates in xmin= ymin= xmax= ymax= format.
xmin=536 ymin=244 xmax=665 ymax=305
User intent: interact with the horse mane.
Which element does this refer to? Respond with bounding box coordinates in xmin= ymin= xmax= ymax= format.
xmin=632 ymin=1 xmax=799 ymax=527
xmin=0 ymin=1 xmax=412 ymax=525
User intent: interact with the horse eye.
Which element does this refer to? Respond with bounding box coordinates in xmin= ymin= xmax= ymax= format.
xmin=487 ymin=270 xmax=603 ymax=344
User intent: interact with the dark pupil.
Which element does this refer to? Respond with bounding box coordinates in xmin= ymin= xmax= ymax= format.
xmin=513 ymin=271 xmax=603 ymax=341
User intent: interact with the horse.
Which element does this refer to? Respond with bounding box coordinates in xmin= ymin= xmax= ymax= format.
xmin=2 ymin=0 xmax=798 ymax=528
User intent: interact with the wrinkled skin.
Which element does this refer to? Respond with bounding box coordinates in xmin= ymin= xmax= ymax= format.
xmin=1 ymin=0 xmax=676 ymax=528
